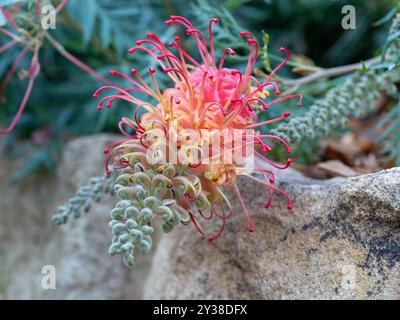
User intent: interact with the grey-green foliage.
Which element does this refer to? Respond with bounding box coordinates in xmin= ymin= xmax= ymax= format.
xmin=52 ymin=172 xmax=117 ymax=225
xmin=192 ymin=0 xmax=250 ymax=63
xmin=385 ymin=13 xmax=400 ymax=65
xmin=376 ymin=100 xmax=400 ymax=165
xmin=377 ymin=13 xmax=400 ymax=166
xmin=271 ymin=70 xmax=399 ymax=144
xmin=108 ymin=199 xmax=154 ymax=268
xmin=108 ymin=164 xmax=190 ymax=268
xmin=271 ymin=13 xmax=400 ymax=144
xmin=67 ymin=0 xmax=166 ymax=56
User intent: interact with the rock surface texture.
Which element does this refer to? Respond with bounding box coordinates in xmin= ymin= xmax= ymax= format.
xmin=1 ymin=134 xmax=152 ymax=299
xmin=144 ymin=169 xmax=400 ymax=299
xmin=0 ymin=134 xmax=399 ymax=299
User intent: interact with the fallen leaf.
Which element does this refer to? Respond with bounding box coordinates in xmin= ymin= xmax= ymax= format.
xmin=323 ymin=140 xmax=358 ymax=165
xmin=316 ymin=160 xmax=358 ymax=177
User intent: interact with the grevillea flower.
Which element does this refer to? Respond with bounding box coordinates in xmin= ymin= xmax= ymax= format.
xmin=95 ymin=16 xmax=302 ymax=267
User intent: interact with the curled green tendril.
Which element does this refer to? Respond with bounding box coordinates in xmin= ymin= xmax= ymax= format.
xmin=108 ymin=162 xmax=205 ymax=268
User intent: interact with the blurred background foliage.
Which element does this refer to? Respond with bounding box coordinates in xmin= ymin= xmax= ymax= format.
xmin=0 ymin=0 xmax=399 ymax=179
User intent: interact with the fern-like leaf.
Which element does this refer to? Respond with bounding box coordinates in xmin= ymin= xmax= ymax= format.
xmin=53 ymin=171 xmax=117 ymax=225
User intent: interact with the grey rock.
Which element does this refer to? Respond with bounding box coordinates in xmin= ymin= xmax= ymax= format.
xmin=143 ymin=168 xmax=400 ymax=299
xmin=1 ymin=134 xmax=152 ymax=299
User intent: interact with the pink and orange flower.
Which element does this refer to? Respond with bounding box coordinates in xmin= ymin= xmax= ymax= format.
xmin=96 ymin=16 xmax=302 ymax=241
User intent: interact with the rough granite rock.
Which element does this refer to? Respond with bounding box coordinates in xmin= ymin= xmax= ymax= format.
xmin=1 ymin=134 xmax=399 ymax=299
xmin=143 ymin=168 xmax=400 ymax=299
